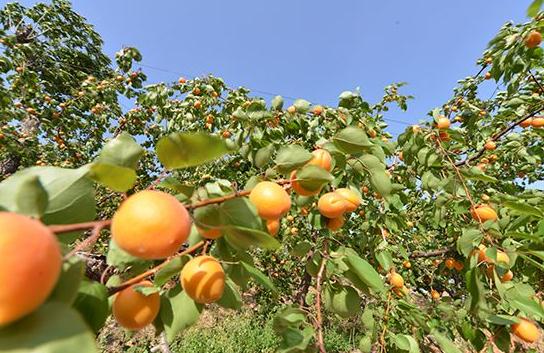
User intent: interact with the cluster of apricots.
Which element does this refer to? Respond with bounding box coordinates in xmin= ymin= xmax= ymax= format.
xmin=317 ymin=188 xmax=361 ymax=231
xmin=109 ymin=190 xmax=226 ymax=329
xmin=520 ymin=115 xmax=544 ymax=128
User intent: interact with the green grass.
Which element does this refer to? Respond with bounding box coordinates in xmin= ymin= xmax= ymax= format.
xmin=171 ymin=310 xmax=279 ymax=353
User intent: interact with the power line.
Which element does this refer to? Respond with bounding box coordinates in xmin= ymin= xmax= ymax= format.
xmin=138 ymin=62 xmax=413 ymax=126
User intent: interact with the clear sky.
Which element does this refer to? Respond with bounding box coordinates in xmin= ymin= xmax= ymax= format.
xmin=20 ymin=1 xmax=531 ymax=135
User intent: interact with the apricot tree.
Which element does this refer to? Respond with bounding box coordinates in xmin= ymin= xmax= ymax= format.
xmin=0 ymin=1 xmax=544 ymax=353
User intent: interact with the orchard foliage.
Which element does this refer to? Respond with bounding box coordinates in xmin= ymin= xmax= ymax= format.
xmin=1 ymin=1 xmax=544 ymax=353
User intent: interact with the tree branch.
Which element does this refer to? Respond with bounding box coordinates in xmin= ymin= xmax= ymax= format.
xmin=64 ymin=222 xmax=108 ymax=259
xmin=410 ymin=248 xmax=452 ymax=258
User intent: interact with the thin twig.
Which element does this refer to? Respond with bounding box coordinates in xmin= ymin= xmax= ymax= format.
xmin=109 ymin=240 xmax=206 ymax=295
xmin=315 ymin=240 xmax=329 ymax=353
xmin=49 ymin=220 xmax=112 ymax=234
xmin=64 ymin=222 xmax=108 ymax=259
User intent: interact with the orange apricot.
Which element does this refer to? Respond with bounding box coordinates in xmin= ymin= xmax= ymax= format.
xmin=111 ymin=190 xmax=192 ymax=260
xmin=317 ymin=192 xmax=347 ymax=219
xmin=471 ymin=204 xmax=498 ymax=222
xmin=520 ymin=118 xmax=533 ymax=128
xmin=484 ymin=140 xmax=496 ymax=150
xmin=431 ymin=289 xmax=441 ymax=300
xmin=403 ymin=260 xmax=411 ymax=269
xmin=389 ymin=273 xmax=404 ymax=288
xmin=266 ymin=219 xmax=280 ymax=236
xmin=334 ymin=188 xmax=361 ymax=212
xmin=501 ymin=270 xmax=513 ymax=282
xmin=308 ymin=149 xmax=332 ymax=172
xmin=326 ymin=216 xmax=344 ymax=231
xmin=196 ymin=226 xmax=222 ymax=240
xmin=0 ymin=212 xmax=62 ymax=326
xmin=312 ymin=105 xmax=324 ymax=116
xmin=181 ymin=256 xmax=225 ymax=304
xmin=112 ymin=281 xmax=160 ymax=330
xmin=436 ymin=117 xmax=451 ymax=129
xmin=249 ymin=181 xmax=291 ymax=220
xmin=453 ymin=261 xmax=464 ymax=271
xmin=445 ymin=258 xmax=455 ymax=270
xmin=512 ymin=318 xmax=541 ymax=343
xmin=525 ymin=30 xmax=542 ymax=49
xmin=532 ymin=117 xmax=544 ymax=128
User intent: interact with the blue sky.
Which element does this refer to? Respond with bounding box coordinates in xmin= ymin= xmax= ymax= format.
xmin=21 ymin=1 xmax=530 ymax=135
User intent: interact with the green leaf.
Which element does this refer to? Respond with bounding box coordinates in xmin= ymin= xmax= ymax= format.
xmin=49 ymin=257 xmax=85 ymax=305
xmin=217 ymin=278 xmax=242 ymax=309
xmin=240 ymin=261 xmax=278 ymax=294
xmin=73 ymin=280 xmax=109 ymax=333
xmin=369 ymin=168 xmax=392 ymax=197
xmin=333 ymin=127 xmax=373 ymax=154
xmin=277 ymin=326 xmax=314 ymax=353
xmin=345 ymin=255 xmax=385 ymax=293
xmin=290 ymin=241 xmax=312 ymax=257
xmin=393 ymin=334 xmax=421 ymax=353
xmin=528 ymin=0 xmax=543 ymax=17
xmin=457 ymin=228 xmax=483 ymax=257
xmin=159 ymin=284 xmax=203 ymax=342
xmin=156 ymin=132 xmax=229 ymax=170
xmin=154 ymin=256 xmax=190 ymax=287
xmin=323 ymin=285 xmax=361 ymax=318
xmin=271 ymin=95 xmax=284 ymax=110
xmin=0 ymin=166 xmax=96 ymax=232
xmin=0 ymin=302 xmax=97 ymax=353
xmin=157 ymin=177 xmax=194 ymax=199
xmin=15 ymin=175 xmax=48 ymax=218
xmin=274 ymin=145 xmax=312 ymax=173
xmin=376 ymin=251 xmax=394 ymax=272
xmin=503 ymin=201 xmax=544 ymax=218
xmin=293 ymin=99 xmax=311 ymax=113
xmin=106 ymin=239 xmax=152 ymax=271
xmin=295 ymin=164 xmax=333 ymax=192
xmin=358 ymin=335 xmax=373 ymax=353
xmin=486 ymin=314 xmax=519 ymax=326
xmin=220 ymin=198 xmax=280 ymax=250
xmin=254 ymin=144 xmax=274 ymax=168
xmin=462 ymin=167 xmax=497 ymax=183
xmin=430 ymin=330 xmax=463 ymax=353
xmin=89 ymin=133 xmax=144 ymax=192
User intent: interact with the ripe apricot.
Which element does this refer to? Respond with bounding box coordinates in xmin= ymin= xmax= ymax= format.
xmin=501 ymin=270 xmax=513 ymax=282
xmin=112 ymin=281 xmax=160 ymax=330
xmin=471 ymin=204 xmax=498 ymax=222
xmin=181 ymin=256 xmax=225 ymax=304
xmin=445 ymin=258 xmax=455 ymax=270
xmin=389 ymin=273 xmax=404 ymax=288
xmin=111 ymin=190 xmax=192 ymax=259
xmin=196 ymin=226 xmax=222 ymax=240
xmin=532 ymin=117 xmax=544 ymax=128
xmin=436 ymin=117 xmax=451 ymax=129
xmin=484 ymin=140 xmax=496 ymax=150
xmin=193 ymin=100 xmax=202 ymax=109
xmin=431 ymin=289 xmax=441 ymax=300
xmin=484 ymin=72 xmax=492 ymax=80
xmin=512 ymin=318 xmax=541 ymax=343
xmin=308 ymin=149 xmax=332 ymax=172
xmin=287 ymin=105 xmax=296 ymax=114
xmin=266 ymin=219 xmax=280 ymax=236
xmin=249 ymin=181 xmax=291 ymax=220
xmin=326 ymin=216 xmax=344 ymax=231
xmin=290 ymin=171 xmax=320 ymax=196
xmin=313 ymin=105 xmax=324 ymax=116
xmin=403 ymin=260 xmax=411 ymax=269
xmin=335 ymin=188 xmax=361 ymax=212
xmin=318 ymin=192 xmax=347 ymax=219
xmin=525 ymin=30 xmax=542 ymax=49
xmin=477 ymin=245 xmax=489 ymax=263
xmin=453 ymin=261 xmax=464 ymax=271
xmin=0 ymin=212 xmax=62 ymax=326
xmin=520 ymin=118 xmax=533 ymax=128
